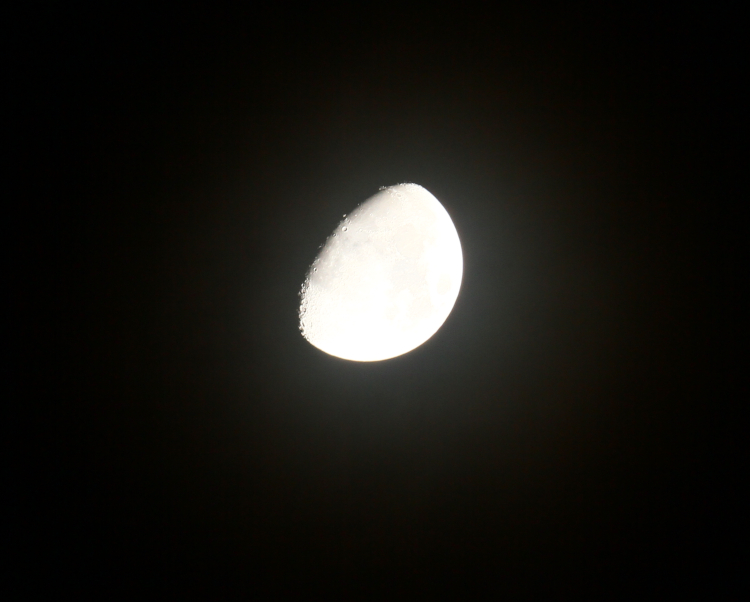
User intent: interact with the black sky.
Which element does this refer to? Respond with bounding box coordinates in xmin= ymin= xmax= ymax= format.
xmin=20 ymin=4 xmax=740 ymax=598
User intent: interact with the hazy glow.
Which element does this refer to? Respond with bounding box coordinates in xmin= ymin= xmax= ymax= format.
xmin=299 ymin=183 xmax=462 ymax=361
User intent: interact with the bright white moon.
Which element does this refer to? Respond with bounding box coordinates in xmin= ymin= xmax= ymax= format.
xmin=299 ymin=183 xmax=462 ymax=361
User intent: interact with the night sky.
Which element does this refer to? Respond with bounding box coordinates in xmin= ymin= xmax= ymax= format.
xmin=23 ymin=4 xmax=739 ymax=598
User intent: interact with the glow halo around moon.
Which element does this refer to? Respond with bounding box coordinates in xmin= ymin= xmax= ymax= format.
xmin=298 ymin=183 xmax=463 ymax=362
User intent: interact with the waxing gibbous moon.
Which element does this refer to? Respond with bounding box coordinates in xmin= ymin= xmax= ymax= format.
xmin=299 ymin=183 xmax=462 ymax=362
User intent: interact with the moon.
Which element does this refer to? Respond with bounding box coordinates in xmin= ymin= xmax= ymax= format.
xmin=299 ymin=183 xmax=463 ymax=362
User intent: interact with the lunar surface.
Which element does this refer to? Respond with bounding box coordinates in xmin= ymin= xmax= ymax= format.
xmin=299 ymin=183 xmax=463 ymax=361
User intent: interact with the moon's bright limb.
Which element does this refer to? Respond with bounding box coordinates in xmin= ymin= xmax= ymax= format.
xmin=299 ymin=183 xmax=462 ymax=361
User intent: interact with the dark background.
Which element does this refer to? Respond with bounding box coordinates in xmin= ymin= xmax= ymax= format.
xmin=19 ymin=3 xmax=740 ymax=598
